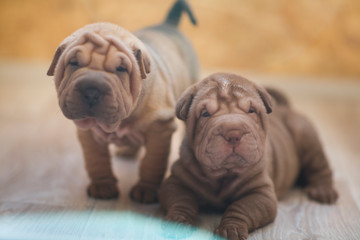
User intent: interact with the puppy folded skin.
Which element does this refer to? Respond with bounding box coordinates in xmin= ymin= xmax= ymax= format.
xmin=159 ymin=73 xmax=338 ymax=239
xmin=47 ymin=0 xmax=199 ymax=203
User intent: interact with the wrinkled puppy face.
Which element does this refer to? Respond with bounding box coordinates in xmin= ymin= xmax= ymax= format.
xmin=177 ymin=73 xmax=272 ymax=178
xmin=47 ymin=23 xmax=150 ymax=132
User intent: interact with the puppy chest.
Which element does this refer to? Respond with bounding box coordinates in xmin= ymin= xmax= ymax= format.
xmin=91 ymin=125 xmax=145 ymax=146
xmin=179 ymin=176 xmax=237 ymax=208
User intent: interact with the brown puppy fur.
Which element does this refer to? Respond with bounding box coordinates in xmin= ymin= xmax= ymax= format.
xmin=47 ymin=0 xmax=198 ymax=203
xmin=159 ymin=73 xmax=338 ymax=239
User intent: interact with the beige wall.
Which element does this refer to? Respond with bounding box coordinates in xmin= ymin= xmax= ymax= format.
xmin=1 ymin=0 xmax=359 ymax=78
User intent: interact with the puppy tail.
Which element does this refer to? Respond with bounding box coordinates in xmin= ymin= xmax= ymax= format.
xmin=266 ymin=87 xmax=291 ymax=107
xmin=164 ymin=0 xmax=197 ymax=27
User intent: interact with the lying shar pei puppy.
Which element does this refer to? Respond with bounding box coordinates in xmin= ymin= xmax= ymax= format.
xmin=47 ymin=0 xmax=198 ymax=203
xmin=159 ymin=73 xmax=338 ymax=239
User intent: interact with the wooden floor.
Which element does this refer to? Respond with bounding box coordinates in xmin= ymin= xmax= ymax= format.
xmin=0 ymin=60 xmax=359 ymax=239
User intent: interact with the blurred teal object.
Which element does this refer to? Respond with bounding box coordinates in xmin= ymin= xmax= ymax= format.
xmin=0 ymin=210 xmax=223 ymax=240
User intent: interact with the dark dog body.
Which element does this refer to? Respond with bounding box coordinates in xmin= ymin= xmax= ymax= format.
xmin=159 ymin=73 xmax=338 ymax=239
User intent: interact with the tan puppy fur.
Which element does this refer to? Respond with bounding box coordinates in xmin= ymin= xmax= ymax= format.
xmin=159 ymin=73 xmax=338 ymax=239
xmin=47 ymin=1 xmax=198 ymax=203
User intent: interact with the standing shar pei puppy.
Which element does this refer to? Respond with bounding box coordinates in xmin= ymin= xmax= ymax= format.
xmin=47 ymin=0 xmax=198 ymax=203
xmin=159 ymin=73 xmax=338 ymax=239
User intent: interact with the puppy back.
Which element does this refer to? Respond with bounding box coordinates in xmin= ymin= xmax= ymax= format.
xmin=265 ymin=87 xmax=290 ymax=107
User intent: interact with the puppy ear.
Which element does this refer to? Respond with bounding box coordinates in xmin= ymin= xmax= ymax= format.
xmin=176 ymin=85 xmax=197 ymax=121
xmin=257 ymin=85 xmax=273 ymax=114
xmin=47 ymin=34 xmax=78 ymax=76
xmin=134 ymin=49 xmax=151 ymax=79
xmin=47 ymin=44 xmax=67 ymax=76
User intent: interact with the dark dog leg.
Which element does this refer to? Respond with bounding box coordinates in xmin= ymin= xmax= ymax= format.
xmin=286 ymin=113 xmax=338 ymax=204
xmin=215 ymin=185 xmax=277 ymax=239
xmin=130 ymin=119 xmax=177 ymax=203
xmin=215 ymin=184 xmax=277 ymax=240
xmin=159 ymin=176 xmax=199 ymax=225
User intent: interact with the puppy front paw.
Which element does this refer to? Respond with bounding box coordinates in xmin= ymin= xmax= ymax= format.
xmin=87 ymin=182 xmax=119 ymax=199
xmin=130 ymin=182 xmax=158 ymax=203
xmin=214 ymin=224 xmax=248 ymax=240
xmin=306 ymin=184 xmax=338 ymax=204
xmin=166 ymin=213 xmax=194 ymax=225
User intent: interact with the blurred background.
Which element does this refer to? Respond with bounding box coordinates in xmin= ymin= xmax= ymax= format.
xmin=1 ymin=0 xmax=360 ymax=78
xmin=1 ymin=1 xmax=360 ymax=239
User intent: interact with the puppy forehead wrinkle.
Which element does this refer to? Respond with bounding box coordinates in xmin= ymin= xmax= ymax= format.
xmin=219 ymin=85 xmax=246 ymax=104
xmin=83 ymin=31 xmax=109 ymax=54
xmin=214 ymin=77 xmax=245 ymax=99
xmin=66 ymin=32 xmax=110 ymax=69
xmin=218 ymin=77 xmax=231 ymax=89
xmin=105 ymin=35 xmax=133 ymax=54
xmin=203 ymin=88 xmax=218 ymax=97
xmin=230 ymin=86 xmax=248 ymax=101
xmin=120 ymin=54 xmax=132 ymax=69
xmin=65 ymin=47 xmax=81 ymax=63
xmin=196 ymin=98 xmax=218 ymax=115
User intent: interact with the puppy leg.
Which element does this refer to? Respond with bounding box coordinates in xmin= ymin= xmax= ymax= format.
xmin=215 ymin=186 xmax=277 ymax=240
xmin=77 ymin=129 xmax=119 ymax=199
xmin=287 ymin=114 xmax=338 ymax=204
xmin=130 ymin=119 xmax=177 ymax=203
xmin=159 ymin=176 xmax=198 ymax=225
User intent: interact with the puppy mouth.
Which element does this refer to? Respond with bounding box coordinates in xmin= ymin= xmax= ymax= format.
xmin=201 ymin=153 xmax=249 ymax=177
xmin=223 ymin=153 xmax=248 ymax=166
xmin=208 ymin=153 xmax=248 ymax=169
xmin=61 ymin=89 xmax=121 ymax=132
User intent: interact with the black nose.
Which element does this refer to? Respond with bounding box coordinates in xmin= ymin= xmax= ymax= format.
xmin=82 ymin=87 xmax=101 ymax=107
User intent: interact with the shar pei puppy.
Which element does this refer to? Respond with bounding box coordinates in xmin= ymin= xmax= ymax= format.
xmin=159 ymin=73 xmax=338 ymax=239
xmin=47 ymin=0 xmax=198 ymax=203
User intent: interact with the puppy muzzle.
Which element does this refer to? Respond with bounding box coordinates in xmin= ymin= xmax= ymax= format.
xmin=59 ymin=71 xmax=124 ymax=131
xmin=196 ymin=115 xmax=261 ymax=177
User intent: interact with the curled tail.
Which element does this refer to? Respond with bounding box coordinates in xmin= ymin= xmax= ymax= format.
xmin=266 ymin=87 xmax=291 ymax=107
xmin=164 ymin=0 xmax=197 ymax=27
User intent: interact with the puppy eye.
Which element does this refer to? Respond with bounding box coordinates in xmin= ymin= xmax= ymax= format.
xmin=69 ymin=60 xmax=79 ymax=67
xmin=116 ymin=66 xmax=127 ymax=72
xmin=248 ymin=107 xmax=256 ymax=114
xmin=201 ymin=111 xmax=211 ymax=117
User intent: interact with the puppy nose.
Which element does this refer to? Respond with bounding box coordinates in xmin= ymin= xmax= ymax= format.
xmin=224 ymin=130 xmax=242 ymax=146
xmin=82 ymin=87 xmax=101 ymax=107
xmin=75 ymin=77 xmax=111 ymax=108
